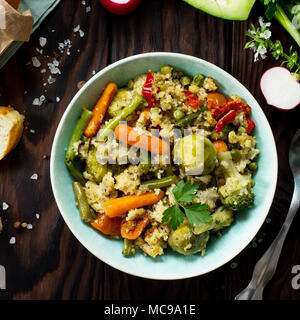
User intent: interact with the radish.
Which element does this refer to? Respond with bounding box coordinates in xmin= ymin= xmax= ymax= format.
xmin=99 ymin=0 xmax=141 ymax=15
xmin=260 ymin=67 xmax=300 ymax=110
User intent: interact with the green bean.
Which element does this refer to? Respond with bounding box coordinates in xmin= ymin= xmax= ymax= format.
xmin=72 ymin=182 xmax=94 ymax=223
xmin=142 ymin=175 xmax=177 ymax=189
xmin=98 ymin=95 xmax=143 ymax=141
xmin=173 ymin=109 xmax=185 ymax=121
xmin=176 ymin=107 xmax=207 ymax=127
xmin=138 ymin=150 xmax=150 ymax=174
xmin=65 ymin=107 xmax=93 ymax=162
xmin=192 ymin=74 xmax=204 ymax=86
xmin=122 ymin=238 xmax=135 ymax=257
xmin=180 ymin=76 xmax=191 ymax=86
xmin=160 ymin=65 xmax=172 ymax=75
xmin=66 ymin=160 xmax=86 ymax=185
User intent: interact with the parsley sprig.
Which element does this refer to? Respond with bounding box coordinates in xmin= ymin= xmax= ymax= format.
xmin=162 ymin=180 xmax=212 ymax=230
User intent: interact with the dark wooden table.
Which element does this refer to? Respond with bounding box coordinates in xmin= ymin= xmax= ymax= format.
xmin=0 ymin=0 xmax=299 ymax=300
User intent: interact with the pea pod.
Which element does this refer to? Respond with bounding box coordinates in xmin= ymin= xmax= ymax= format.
xmin=142 ymin=175 xmax=177 ymax=189
xmin=122 ymin=238 xmax=135 ymax=257
xmin=66 ymin=160 xmax=86 ymax=186
xmin=72 ymin=182 xmax=94 ymax=223
xmin=176 ymin=107 xmax=207 ymax=127
xmin=65 ymin=107 xmax=93 ymax=162
xmin=97 ymin=95 xmax=143 ymax=141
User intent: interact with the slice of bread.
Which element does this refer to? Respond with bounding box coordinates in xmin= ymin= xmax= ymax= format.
xmin=0 ymin=106 xmax=24 ymax=160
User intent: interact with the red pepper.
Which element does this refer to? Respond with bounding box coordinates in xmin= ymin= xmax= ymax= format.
xmin=184 ymin=91 xmax=199 ymax=109
xmin=215 ymin=110 xmax=237 ymax=133
xmin=226 ymin=100 xmax=251 ymax=116
xmin=142 ymin=71 xmax=156 ymax=107
xmin=246 ymin=117 xmax=255 ymax=134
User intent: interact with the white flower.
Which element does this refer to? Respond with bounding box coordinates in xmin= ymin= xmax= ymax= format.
xmin=260 ymin=29 xmax=272 ymax=40
xmin=258 ymin=16 xmax=271 ymax=29
xmin=254 ymin=44 xmax=267 ymax=62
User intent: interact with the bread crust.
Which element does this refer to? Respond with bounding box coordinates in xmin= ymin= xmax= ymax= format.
xmin=0 ymin=106 xmax=24 ymax=160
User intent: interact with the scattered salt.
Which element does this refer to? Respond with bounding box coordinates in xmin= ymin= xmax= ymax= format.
xmin=86 ymin=6 xmax=91 ymax=13
xmin=36 ymin=48 xmax=43 ymax=54
xmin=30 ymin=173 xmax=38 ymax=180
xmin=79 ymin=29 xmax=85 ymax=38
xmin=230 ymin=262 xmax=238 ymax=269
xmin=92 ymin=70 xmax=96 ymax=75
xmin=74 ymin=25 xmax=80 ymax=32
xmin=56 ymin=97 xmax=60 ymax=102
xmin=32 ymin=95 xmax=46 ymax=106
xmin=266 ymin=218 xmax=271 ymax=224
xmin=82 ymin=0 xmax=86 ymax=5
xmin=9 ymin=237 xmax=16 ymax=245
xmin=36 ymin=214 xmax=40 ymax=219
xmin=48 ymin=75 xmax=56 ymax=84
xmin=2 ymin=202 xmax=9 ymax=211
xmin=47 ymin=60 xmax=61 ymax=75
xmin=41 ymin=68 xmax=46 ymax=74
xmin=26 ymin=224 xmax=33 ymax=230
xmin=252 ymin=241 xmax=258 ymax=248
xmin=32 ymin=57 xmax=41 ymax=68
xmin=39 ymin=37 xmax=47 ymax=47
xmin=30 ymin=129 xmax=35 ymax=134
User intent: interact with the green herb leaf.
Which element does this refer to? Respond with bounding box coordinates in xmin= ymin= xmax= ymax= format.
xmin=184 ymin=203 xmax=212 ymax=226
xmin=172 ymin=180 xmax=200 ymax=203
xmin=162 ymin=205 xmax=185 ymax=230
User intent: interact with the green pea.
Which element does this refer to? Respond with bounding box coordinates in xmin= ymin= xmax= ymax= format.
xmin=249 ymin=162 xmax=258 ymax=172
xmin=192 ymin=74 xmax=204 ymax=86
xmin=180 ymin=76 xmax=191 ymax=86
xmin=173 ymin=109 xmax=185 ymax=120
xmin=160 ymin=65 xmax=173 ymax=75
xmin=231 ymin=149 xmax=241 ymax=161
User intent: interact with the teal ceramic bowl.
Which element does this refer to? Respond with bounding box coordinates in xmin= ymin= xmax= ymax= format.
xmin=50 ymin=53 xmax=278 ymax=280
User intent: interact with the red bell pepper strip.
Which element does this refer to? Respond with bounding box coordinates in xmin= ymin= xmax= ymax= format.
xmin=184 ymin=91 xmax=199 ymax=109
xmin=142 ymin=71 xmax=156 ymax=107
xmin=215 ymin=110 xmax=237 ymax=133
xmin=226 ymin=100 xmax=251 ymax=116
xmin=246 ymin=117 xmax=255 ymax=134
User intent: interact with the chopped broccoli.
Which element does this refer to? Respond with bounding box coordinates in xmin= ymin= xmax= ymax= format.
xmin=217 ymin=151 xmax=255 ymax=211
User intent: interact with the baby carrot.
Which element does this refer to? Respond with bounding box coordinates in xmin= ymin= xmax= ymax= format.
xmin=213 ymin=140 xmax=228 ymax=152
xmin=104 ymin=191 xmax=164 ymax=218
xmin=84 ymin=82 xmax=118 ymax=137
xmin=114 ymin=124 xmax=169 ymax=155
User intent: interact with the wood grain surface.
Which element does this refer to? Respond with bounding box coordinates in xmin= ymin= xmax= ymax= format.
xmin=0 ymin=0 xmax=299 ymax=300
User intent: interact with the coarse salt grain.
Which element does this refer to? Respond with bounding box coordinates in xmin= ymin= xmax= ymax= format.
xmin=32 ymin=57 xmax=41 ymax=68
xmin=27 ymin=224 xmax=33 ymax=230
xmin=39 ymin=37 xmax=47 ymax=47
xmin=82 ymin=0 xmax=86 ymax=5
xmin=36 ymin=214 xmax=40 ymax=219
xmin=30 ymin=129 xmax=35 ymax=133
xmin=9 ymin=237 xmax=16 ymax=244
xmin=86 ymin=6 xmax=91 ymax=13
xmin=32 ymin=95 xmax=46 ymax=106
xmin=48 ymin=75 xmax=56 ymax=84
xmin=56 ymin=97 xmax=60 ymax=102
xmin=41 ymin=68 xmax=46 ymax=73
xmin=36 ymin=48 xmax=43 ymax=54
xmin=2 ymin=202 xmax=9 ymax=210
xmin=30 ymin=173 xmax=38 ymax=180
xmin=47 ymin=60 xmax=61 ymax=75
xmin=74 ymin=25 xmax=80 ymax=32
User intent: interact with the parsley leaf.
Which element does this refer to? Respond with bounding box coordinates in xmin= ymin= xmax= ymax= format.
xmin=184 ymin=203 xmax=212 ymax=226
xmin=172 ymin=180 xmax=200 ymax=203
xmin=162 ymin=205 xmax=184 ymax=230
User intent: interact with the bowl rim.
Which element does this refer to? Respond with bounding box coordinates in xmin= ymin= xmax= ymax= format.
xmin=50 ymin=52 xmax=278 ymax=280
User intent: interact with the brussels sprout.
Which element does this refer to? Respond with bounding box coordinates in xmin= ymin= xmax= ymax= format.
xmin=107 ymin=88 xmax=132 ymax=117
xmin=168 ymin=223 xmax=210 ymax=255
xmin=86 ymin=148 xmax=108 ymax=183
xmin=193 ymin=206 xmax=234 ymax=234
xmin=173 ymin=134 xmax=217 ymax=175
